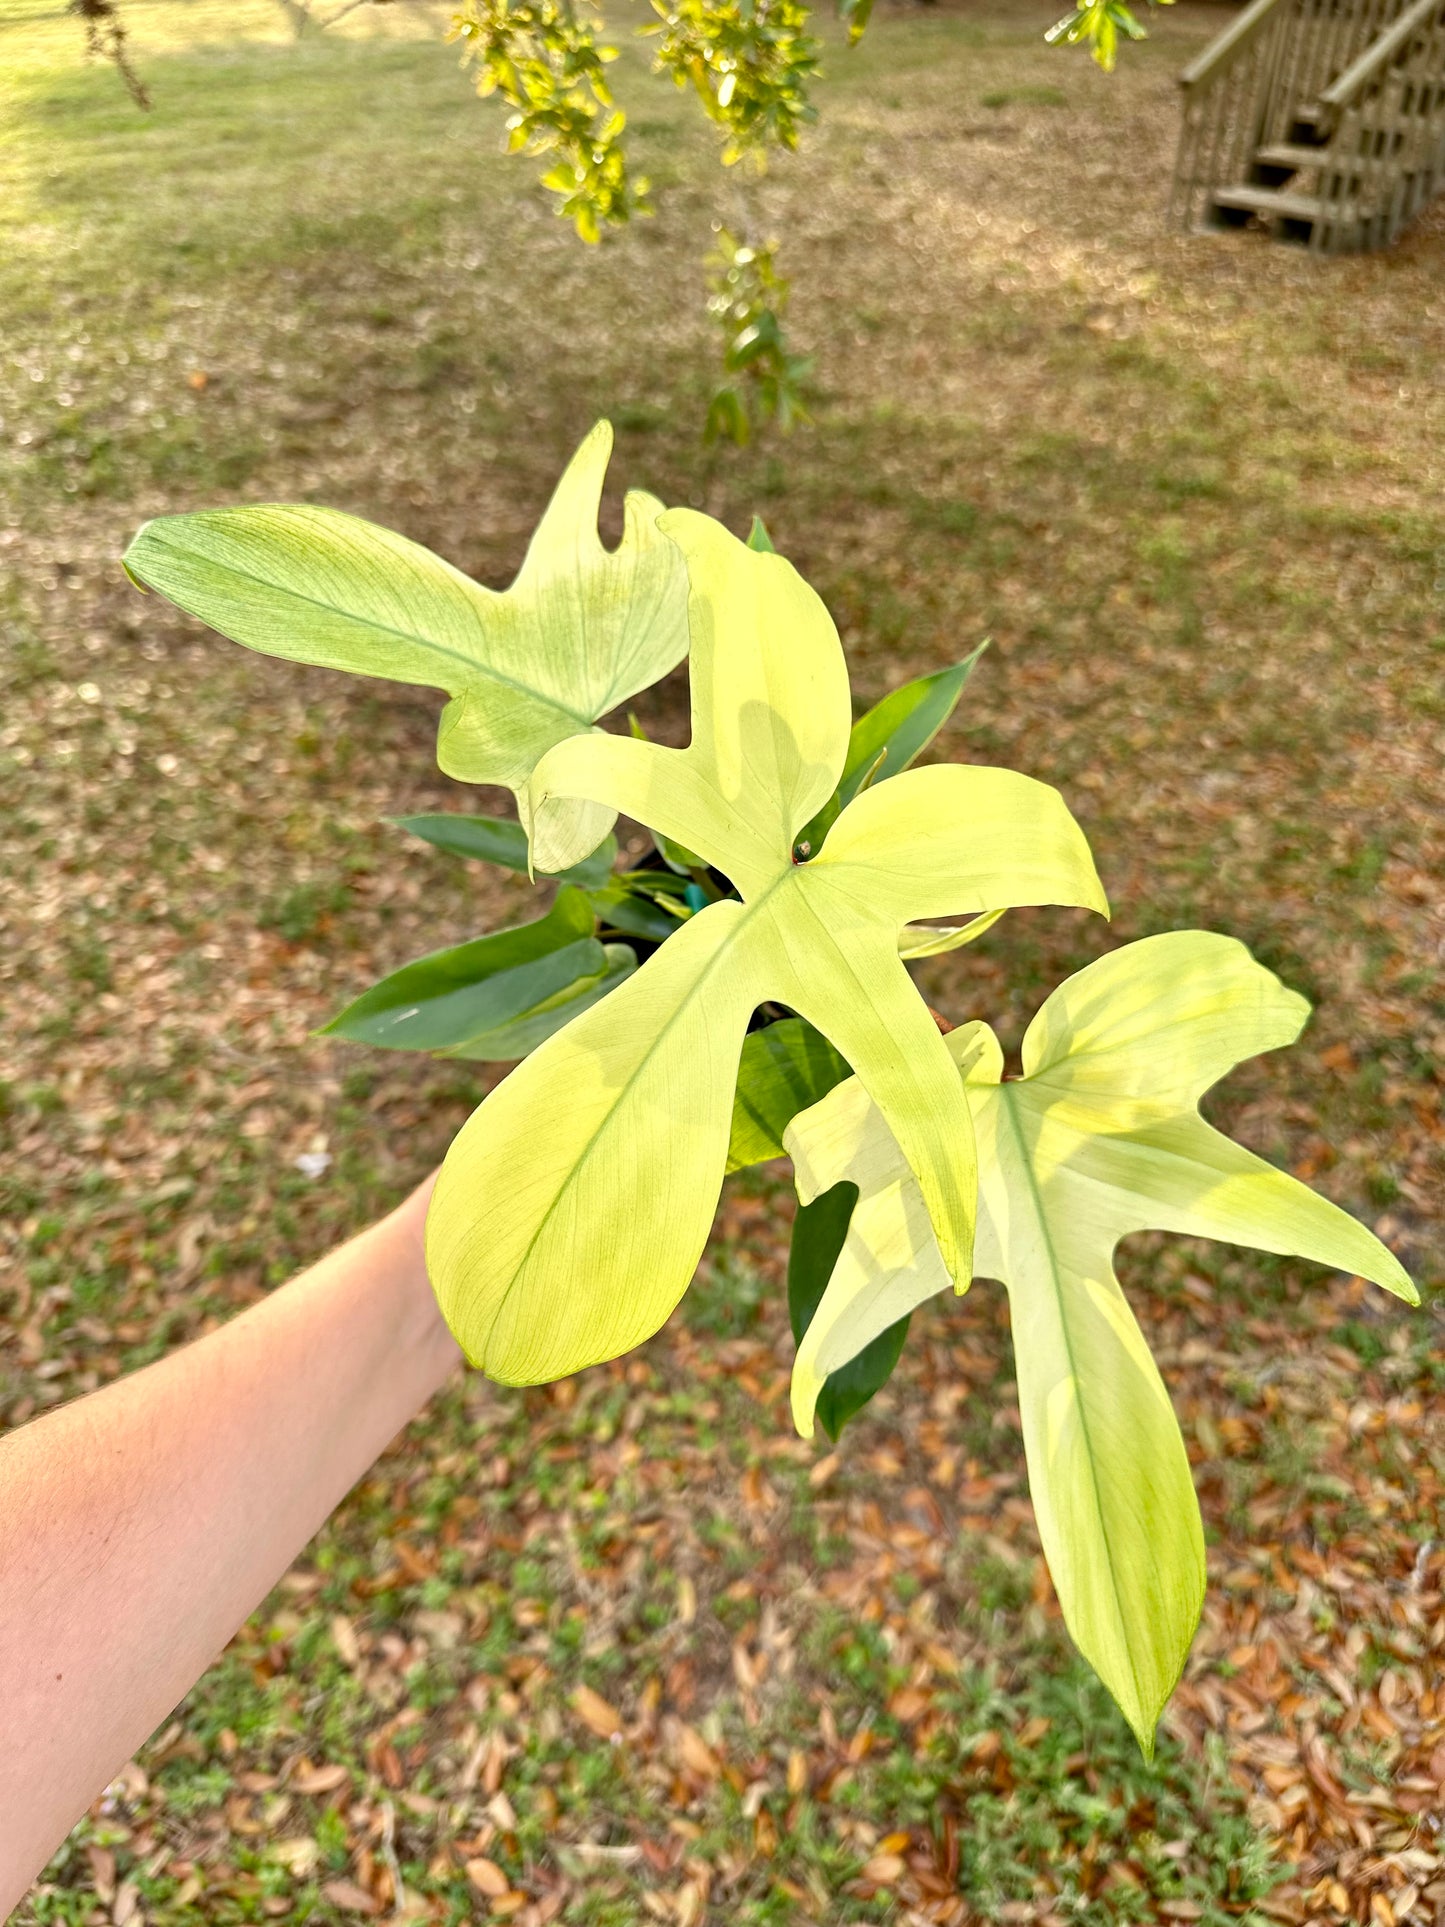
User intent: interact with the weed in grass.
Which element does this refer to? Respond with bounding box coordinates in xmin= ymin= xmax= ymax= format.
xmin=980 ymin=83 xmax=1068 ymax=107
xmin=256 ymin=878 xmax=352 ymax=943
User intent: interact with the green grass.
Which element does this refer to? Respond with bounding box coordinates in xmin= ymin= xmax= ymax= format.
xmin=3 ymin=1 xmax=1443 ymax=1921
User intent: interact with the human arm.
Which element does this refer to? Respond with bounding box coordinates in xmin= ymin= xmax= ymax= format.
xmin=0 ymin=1177 xmax=461 ymax=1911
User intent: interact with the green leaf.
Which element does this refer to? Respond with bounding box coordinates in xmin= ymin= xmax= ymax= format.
xmin=616 ymin=868 xmax=694 ymax=896
xmin=840 ymin=647 xmax=986 ymax=802
xmin=837 ymin=0 xmax=875 ymax=41
xmin=123 ymin=423 xmax=689 ymax=865
xmin=727 ymin=1018 xmax=851 ymax=1171
xmin=746 ymin=515 xmax=776 ymax=553
xmin=1045 ymin=0 xmax=1151 ymax=68
xmin=787 ymin=1182 xmax=906 ymax=1439
xmin=784 ymin=931 xmax=1417 ymax=1751
xmin=799 ymin=648 xmax=986 ymax=852
xmin=705 ymin=386 xmax=749 ymax=447
xmin=1045 ymin=6 xmax=1087 ymax=44
xmin=322 ymin=886 xmax=602 ymax=1052
xmin=394 ymin=812 xmax=617 ymax=886
xmin=585 ymin=881 xmax=685 ymax=942
xmin=651 ymin=828 xmax=709 ymax=874
xmin=439 ymin=942 xmax=638 ymax=1061
xmin=429 ymin=512 xmax=1106 ymax=1384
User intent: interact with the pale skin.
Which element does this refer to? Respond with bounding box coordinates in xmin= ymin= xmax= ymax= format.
xmin=0 ymin=1176 xmax=461 ymax=1915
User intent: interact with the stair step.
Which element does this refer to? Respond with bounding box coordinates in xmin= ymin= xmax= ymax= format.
xmin=1210 ymin=184 xmax=1327 ymax=221
xmin=1255 ymin=142 xmax=1334 ymax=171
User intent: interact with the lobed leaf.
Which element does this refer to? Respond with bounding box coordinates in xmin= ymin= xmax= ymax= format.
xmin=763 ymin=875 xmax=983 ymax=1287
xmin=431 ymin=512 xmax=1107 ymax=1387
xmin=124 ymin=422 xmax=689 ymax=862
xmin=526 ymin=507 xmax=853 ymax=886
xmin=814 ymin=761 xmax=1110 ymax=925
xmin=785 ymin=1020 xmax=1001 ymax=1418
xmin=785 ymin=931 xmax=1416 ymax=1751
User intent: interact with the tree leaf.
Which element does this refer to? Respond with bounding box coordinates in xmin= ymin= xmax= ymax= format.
xmin=429 ymin=513 xmax=1107 ymax=1383
xmin=840 ymin=0 xmax=875 ymax=42
xmin=787 ymin=1182 xmax=906 ymax=1440
xmin=439 ymin=943 xmax=638 ymax=1061
xmin=321 ymin=886 xmax=602 ymax=1052
xmin=727 ymin=1018 xmax=851 ymax=1171
xmin=784 ymin=931 xmax=1417 ymax=1751
xmin=123 ymin=422 xmax=689 ymax=865
xmin=394 ymin=812 xmax=616 ymax=887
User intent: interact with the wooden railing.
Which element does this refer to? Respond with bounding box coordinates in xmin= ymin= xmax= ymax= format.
xmin=1280 ymin=0 xmax=1417 ymax=118
xmin=1170 ymin=0 xmax=1292 ymax=230
xmin=1313 ymin=0 xmax=1445 ymax=247
xmin=1169 ymin=0 xmax=1423 ymax=235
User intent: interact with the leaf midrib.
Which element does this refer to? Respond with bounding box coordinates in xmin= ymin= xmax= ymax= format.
xmin=996 ymin=1085 xmax=1148 ymax=1717
xmin=138 ymin=528 xmax=597 ymax=726
xmin=481 ymin=888 xmax=772 ymax=1366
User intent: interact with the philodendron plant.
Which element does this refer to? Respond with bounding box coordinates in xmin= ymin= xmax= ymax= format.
xmin=123 ymin=421 xmax=1417 ymax=1753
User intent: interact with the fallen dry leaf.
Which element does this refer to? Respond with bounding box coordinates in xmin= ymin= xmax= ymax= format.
xmin=571 ymin=1685 xmax=623 ymax=1741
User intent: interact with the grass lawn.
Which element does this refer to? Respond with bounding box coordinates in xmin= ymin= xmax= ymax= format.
xmin=2 ymin=0 xmax=1443 ymax=1921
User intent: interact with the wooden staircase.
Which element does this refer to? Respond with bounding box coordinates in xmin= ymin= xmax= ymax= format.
xmin=1171 ymin=0 xmax=1445 ymax=252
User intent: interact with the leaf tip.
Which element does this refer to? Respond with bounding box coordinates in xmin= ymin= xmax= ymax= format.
xmin=1110 ymin=1681 xmax=1166 ymax=1762
xmin=789 ymin=1353 xmax=822 ymax=1440
xmin=1385 ymin=1263 xmax=1421 ymax=1309
xmin=578 ymin=416 xmax=615 ymax=476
